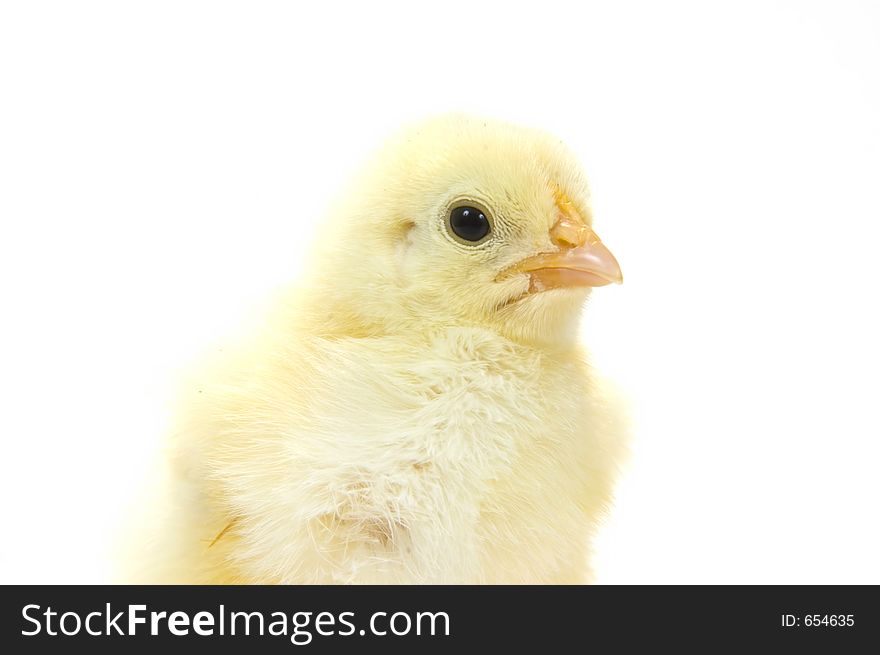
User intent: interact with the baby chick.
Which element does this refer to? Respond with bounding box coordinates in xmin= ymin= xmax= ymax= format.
xmin=131 ymin=115 xmax=627 ymax=584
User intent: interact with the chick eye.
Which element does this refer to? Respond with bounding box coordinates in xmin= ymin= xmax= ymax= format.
xmin=449 ymin=206 xmax=491 ymax=243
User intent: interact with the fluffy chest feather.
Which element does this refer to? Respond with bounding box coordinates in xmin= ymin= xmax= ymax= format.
xmin=199 ymin=327 xmax=603 ymax=583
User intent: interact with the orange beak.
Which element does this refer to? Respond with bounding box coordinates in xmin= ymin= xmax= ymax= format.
xmin=498 ymin=190 xmax=623 ymax=293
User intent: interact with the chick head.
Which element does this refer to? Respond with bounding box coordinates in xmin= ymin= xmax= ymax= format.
xmin=309 ymin=115 xmax=622 ymax=346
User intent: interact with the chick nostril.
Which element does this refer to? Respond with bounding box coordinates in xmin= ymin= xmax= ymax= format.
xmin=550 ymin=219 xmax=586 ymax=249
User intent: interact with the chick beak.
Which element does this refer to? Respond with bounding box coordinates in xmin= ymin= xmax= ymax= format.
xmin=499 ymin=200 xmax=623 ymax=292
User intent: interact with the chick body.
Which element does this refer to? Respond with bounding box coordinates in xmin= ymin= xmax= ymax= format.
xmin=130 ymin=115 xmax=627 ymax=584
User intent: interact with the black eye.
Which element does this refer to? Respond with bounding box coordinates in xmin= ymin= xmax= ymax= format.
xmin=449 ymin=206 xmax=491 ymax=243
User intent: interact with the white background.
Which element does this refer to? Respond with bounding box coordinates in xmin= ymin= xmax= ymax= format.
xmin=1 ymin=1 xmax=878 ymax=584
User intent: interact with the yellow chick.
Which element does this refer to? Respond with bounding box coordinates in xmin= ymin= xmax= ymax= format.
xmin=129 ymin=114 xmax=627 ymax=584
